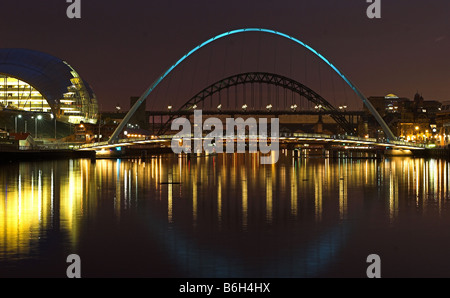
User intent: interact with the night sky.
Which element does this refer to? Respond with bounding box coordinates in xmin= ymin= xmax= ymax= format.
xmin=1 ymin=0 xmax=449 ymax=111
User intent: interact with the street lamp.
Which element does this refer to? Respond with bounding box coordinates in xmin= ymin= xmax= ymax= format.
xmin=97 ymin=113 xmax=102 ymax=142
xmin=168 ymin=105 xmax=173 ymax=111
xmin=266 ymin=104 xmax=273 ymax=111
xmin=242 ymin=104 xmax=248 ymax=111
xmin=290 ymin=104 xmax=298 ymax=112
xmin=50 ymin=114 xmax=56 ymax=140
xmin=217 ymin=104 xmax=222 ymax=111
xmin=35 ymin=115 xmax=42 ymax=138
xmin=15 ymin=114 xmax=22 ymax=133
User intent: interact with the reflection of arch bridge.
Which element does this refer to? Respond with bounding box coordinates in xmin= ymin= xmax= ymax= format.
xmin=155 ymin=72 xmax=356 ymax=136
xmin=107 ymin=28 xmax=397 ymax=143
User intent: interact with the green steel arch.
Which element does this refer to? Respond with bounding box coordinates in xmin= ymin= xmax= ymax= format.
xmin=108 ymin=28 xmax=395 ymax=143
xmin=157 ymin=72 xmax=356 ymax=135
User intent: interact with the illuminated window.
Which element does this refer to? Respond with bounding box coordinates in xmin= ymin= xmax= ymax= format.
xmin=0 ymin=74 xmax=49 ymax=112
xmin=0 ymin=72 xmax=98 ymax=125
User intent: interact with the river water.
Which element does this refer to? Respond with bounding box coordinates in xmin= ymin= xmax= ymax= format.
xmin=1 ymin=151 xmax=450 ymax=277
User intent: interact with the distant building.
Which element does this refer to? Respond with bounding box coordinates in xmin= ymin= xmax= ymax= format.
xmin=0 ymin=128 xmax=8 ymax=139
xmin=9 ymin=132 xmax=34 ymax=149
xmin=366 ymin=94 xmax=411 ymax=117
xmin=74 ymin=122 xmax=96 ymax=143
xmin=436 ymin=100 xmax=450 ymax=143
xmin=366 ymin=93 xmax=443 ymax=143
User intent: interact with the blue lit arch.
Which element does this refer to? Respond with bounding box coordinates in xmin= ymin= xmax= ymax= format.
xmin=108 ymin=28 xmax=395 ymax=142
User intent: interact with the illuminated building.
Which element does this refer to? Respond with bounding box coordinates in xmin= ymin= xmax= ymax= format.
xmin=0 ymin=48 xmax=98 ymax=124
xmin=436 ymin=101 xmax=450 ymax=145
xmin=366 ymin=94 xmax=412 ymax=117
xmin=365 ymin=93 xmax=443 ymax=143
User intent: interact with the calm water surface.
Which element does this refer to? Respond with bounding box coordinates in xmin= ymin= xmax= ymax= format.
xmin=1 ymin=151 xmax=450 ymax=277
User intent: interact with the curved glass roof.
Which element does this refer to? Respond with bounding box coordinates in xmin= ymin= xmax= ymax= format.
xmin=0 ymin=48 xmax=95 ymax=109
xmin=0 ymin=48 xmax=97 ymax=123
xmin=385 ymin=93 xmax=399 ymax=99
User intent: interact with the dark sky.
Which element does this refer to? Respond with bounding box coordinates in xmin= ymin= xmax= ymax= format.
xmin=1 ymin=0 xmax=449 ymax=111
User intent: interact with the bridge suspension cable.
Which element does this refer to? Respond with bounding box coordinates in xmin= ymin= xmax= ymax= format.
xmin=156 ymin=72 xmax=356 ymax=135
xmin=108 ymin=28 xmax=395 ymax=143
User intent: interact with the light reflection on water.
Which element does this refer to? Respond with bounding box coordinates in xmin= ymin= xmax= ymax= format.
xmin=1 ymin=152 xmax=450 ymax=277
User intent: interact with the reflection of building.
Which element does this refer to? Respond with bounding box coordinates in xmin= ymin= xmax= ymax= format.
xmin=0 ymin=161 xmax=90 ymax=268
xmin=0 ymin=48 xmax=98 ymax=124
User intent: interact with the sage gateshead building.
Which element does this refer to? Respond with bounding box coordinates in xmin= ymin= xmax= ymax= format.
xmin=0 ymin=48 xmax=98 ymax=124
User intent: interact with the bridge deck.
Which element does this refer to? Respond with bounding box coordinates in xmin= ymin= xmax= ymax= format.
xmin=78 ymin=133 xmax=425 ymax=151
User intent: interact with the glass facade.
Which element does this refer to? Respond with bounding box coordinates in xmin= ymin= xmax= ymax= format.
xmin=0 ymin=75 xmax=51 ymax=113
xmin=0 ymin=48 xmax=99 ymax=125
xmin=0 ymin=69 xmax=98 ymax=125
xmin=60 ymin=62 xmax=98 ymax=124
